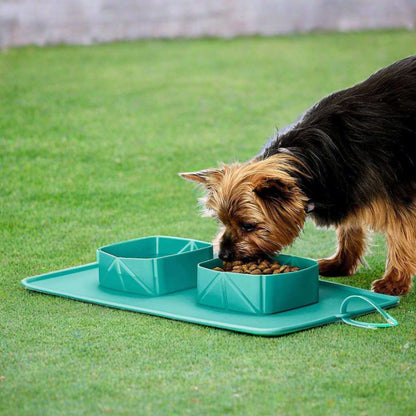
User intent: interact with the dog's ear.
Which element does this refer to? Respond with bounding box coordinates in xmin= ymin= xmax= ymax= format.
xmin=179 ymin=169 xmax=223 ymax=187
xmin=253 ymin=177 xmax=293 ymax=202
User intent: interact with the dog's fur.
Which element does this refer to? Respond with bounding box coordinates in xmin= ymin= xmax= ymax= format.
xmin=181 ymin=56 xmax=416 ymax=296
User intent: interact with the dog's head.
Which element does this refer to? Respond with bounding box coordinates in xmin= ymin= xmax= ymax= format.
xmin=180 ymin=154 xmax=308 ymax=261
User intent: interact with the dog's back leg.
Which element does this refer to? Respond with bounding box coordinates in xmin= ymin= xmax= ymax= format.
xmin=372 ymin=211 xmax=416 ymax=295
xmin=318 ymin=224 xmax=367 ymax=277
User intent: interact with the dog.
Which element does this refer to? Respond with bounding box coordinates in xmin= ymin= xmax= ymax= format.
xmin=180 ymin=55 xmax=416 ymax=296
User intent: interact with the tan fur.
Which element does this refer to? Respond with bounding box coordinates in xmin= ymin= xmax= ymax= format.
xmin=319 ymin=198 xmax=416 ymax=295
xmin=185 ymin=154 xmax=308 ymax=260
xmin=318 ymin=224 xmax=367 ymax=277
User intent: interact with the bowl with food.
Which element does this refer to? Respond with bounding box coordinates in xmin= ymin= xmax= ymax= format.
xmin=197 ymin=255 xmax=319 ymax=314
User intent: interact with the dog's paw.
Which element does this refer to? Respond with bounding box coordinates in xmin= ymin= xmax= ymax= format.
xmin=318 ymin=258 xmax=356 ymax=277
xmin=371 ymin=278 xmax=411 ymax=296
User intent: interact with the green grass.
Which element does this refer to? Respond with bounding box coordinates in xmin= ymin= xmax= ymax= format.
xmin=1 ymin=31 xmax=416 ymax=416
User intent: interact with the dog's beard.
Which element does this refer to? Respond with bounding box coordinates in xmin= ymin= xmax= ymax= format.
xmin=213 ymin=225 xmax=276 ymax=261
xmin=214 ymin=218 xmax=301 ymax=261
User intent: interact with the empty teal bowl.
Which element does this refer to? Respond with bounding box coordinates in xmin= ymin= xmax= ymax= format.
xmin=98 ymin=236 xmax=213 ymax=296
xmin=197 ymin=254 xmax=319 ymax=315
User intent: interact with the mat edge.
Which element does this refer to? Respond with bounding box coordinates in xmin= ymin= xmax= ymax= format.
xmin=21 ymin=262 xmax=400 ymax=336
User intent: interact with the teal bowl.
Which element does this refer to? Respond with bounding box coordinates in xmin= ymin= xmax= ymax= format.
xmin=98 ymin=236 xmax=213 ymax=296
xmin=197 ymin=254 xmax=319 ymax=315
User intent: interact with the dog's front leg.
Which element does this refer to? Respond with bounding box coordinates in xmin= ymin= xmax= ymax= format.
xmin=318 ymin=224 xmax=366 ymax=277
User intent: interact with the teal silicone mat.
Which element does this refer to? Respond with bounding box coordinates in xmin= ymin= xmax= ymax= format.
xmin=22 ymin=263 xmax=399 ymax=336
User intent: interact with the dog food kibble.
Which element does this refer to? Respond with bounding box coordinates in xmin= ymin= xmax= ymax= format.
xmin=214 ymin=259 xmax=299 ymax=275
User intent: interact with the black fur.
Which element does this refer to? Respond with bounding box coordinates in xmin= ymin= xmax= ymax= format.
xmin=259 ymin=55 xmax=416 ymax=226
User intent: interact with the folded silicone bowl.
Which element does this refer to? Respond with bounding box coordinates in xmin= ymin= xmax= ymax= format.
xmin=197 ymin=254 xmax=319 ymax=315
xmin=98 ymin=236 xmax=213 ymax=296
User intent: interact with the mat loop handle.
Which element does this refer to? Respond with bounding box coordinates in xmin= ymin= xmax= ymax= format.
xmin=340 ymin=295 xmax=398 ymax=329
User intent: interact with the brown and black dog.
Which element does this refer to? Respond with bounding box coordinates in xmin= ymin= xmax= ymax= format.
xmin=181 ymin=56 xmax=416 ymax=296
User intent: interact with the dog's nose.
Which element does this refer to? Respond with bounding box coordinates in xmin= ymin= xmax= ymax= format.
xmin=219 ymin=248 xmax=234 ymax=261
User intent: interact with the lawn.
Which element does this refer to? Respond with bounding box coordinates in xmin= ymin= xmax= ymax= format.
xmin=1 ymin=31 xmax=415 ymax=415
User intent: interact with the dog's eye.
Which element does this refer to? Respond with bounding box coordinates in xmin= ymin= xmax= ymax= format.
xmin=241 ymin=223 xmax=256 ymax=232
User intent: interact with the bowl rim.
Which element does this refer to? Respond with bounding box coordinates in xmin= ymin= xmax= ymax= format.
xmin=198 ymin=254 xmax=318 ymax=276
xmin=97 ymin=235 xmax=212 ymax=261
